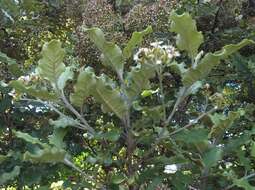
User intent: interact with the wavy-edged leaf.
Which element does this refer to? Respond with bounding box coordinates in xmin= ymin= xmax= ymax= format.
xmin=123 ymin=26 xmax=153 ymax=59
xmin=234 ymin=178 xmax=255 ymax=190
xmin=14 ymin=130 xmax=66 ymax=163
xmin=0 ymin=166 xmax=20 ymax=185
xmin=13 ymin=130 xmax=48 ymax=148
xmin=85 ymin=27 xmax=124 ymax=74
xmin=37 ymin=40 xmax=66 ymax=84
xmin=170 ymin=11 xmax=204 ymax=59
xmin=71 ymin=67 xmax=128 ymax=118
xmin=126 ymin=63 xmax=156 ymax=99
xmin=10 ymin=80 xmax=57 ymax=101
xmin=209 ymin=110 xmax=244 ymax=139
xmin=0 ymin=51 xmax=23 ymax=77
xmin=49 ymin=128 xmax=67 ymax=149
xmin=57 ymin=66 xmax=74 ymax=90
xmin=49 ymin=116 xmax=77 ymax=129
xmin=23 ymin=147 xmax=66 ymax=163
xmin=183 ymin=39 xmax=255 ymax=86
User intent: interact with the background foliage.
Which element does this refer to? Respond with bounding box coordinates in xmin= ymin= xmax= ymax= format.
xmin=1 ymin=0 xmax=255 ymax=189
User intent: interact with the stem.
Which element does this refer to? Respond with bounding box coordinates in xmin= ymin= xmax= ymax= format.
xmin=60 ymin=91 xmax=95 ymax=134
xmin=20 ymin=98 xmax=88 ymax=131
xmin=165 ymin=87 xmax=188 ymax=126
xmin=169 ymin=107 xmax=216 ymax=136
xmin=157 ymin=65 xmax=166 ymax=121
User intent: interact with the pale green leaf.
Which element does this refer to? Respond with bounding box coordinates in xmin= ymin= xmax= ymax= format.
xmin=10 ymin=80 xmax=57 ymax=101
xmin=234 ymin=178 xmax=255 ymax=190
xmin=123 ymin=26 xmax=152 ymax=59
xmin=49 ymin=128 xmax=67 ymax=149
xmin=202 ymin=147 xmax=222 ymax=168
xmin=23 ymin=147 xmax=66 ymax=163
xmin=49 ymin=116 xmax=77 ymax=129
xmin=183 ymin=39 xmax=255 ymax=86
xmin=209 ymin=110 xmax=243 ymax=139
xmin=126 ymin=63 xmax=156 ymax=99
xmin=174 ymin=128 xmax=209 ymax=144
xmin=0 ymin=166 xmax=20 ymax=185
xmin=85 ymin=27 xmax=124 ymax=74
xmin=13 ymin=130 xmax=48 ymax=148
xmin=111 ymin=174 xmax=126 ymax=184
xmin=57 ymin=66 xmax=74 ymax=90
xmin=169 ymin=11 xmax=204 ymax=59
xmin=37 ymin=40 xmax=66 ymax=84
xmin=141 ymin=89 xmax=158 ymax=98
xmin=71 ymin=67 xmax=128 ymax=118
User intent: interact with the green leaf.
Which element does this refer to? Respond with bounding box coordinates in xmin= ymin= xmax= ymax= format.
xmin=209 ymin=110 xmax=243 ymax=139
xmin=169 ymin=11 xmax=204 ymax=59
xmin=202 ymin=147 xmax=222 ymax=168
xmin=234 ymin=178 xmax=255 ymax=190
xmin=0 ymin=166 xmax=20 ymax=185
xmin=23 ymin=147 xmax=66 ymax=163
xmin=123 ymin=26 xmax=152 ymax=59
xmin=14 ymin=131 xmax=66 ymax=163
xmin=85 ymin=27 xmax=124 ymax=75
xmin=49 ymin=116 xmax=78 ymax=129
xmin=174 ymin=128 xmax=209 ymax=144
xmin=49 ymin=128 xmax=68 ymax=149
xmin=251 ymin=142 xmax=255 ymax=158
xmin=95 ymin=130 xmax=120 ymax=142
xmin=141 ymin=89 xmax=158 ymax=98
xmin=183 ymin=39 xmax=255 ymax=86
xmin=71 ymin=67 xmax=128 ymax=118
xmin=10 ymin=80 xmax=57 ymax=101
xmin=147 ymin=177 xmax=163 ymax=190
xmin=13 ymin=130 xmax=48 ymax=148
xmin=126 ymin=63 xmax=156 ymax=99
xmin=37 ymin=40 xmax=66 ymax=84
xmin=57 ymin=66 xmax=74 ymax=90
xmin=111 ymin=174 xmax=126 ymax=184
xmin=0 ymin=51 xmax=22 ymax=76
xmin=0 ymin=51 xmax=16 ymax=65
xmin=0 ymin=151 xmax=13 ymax=164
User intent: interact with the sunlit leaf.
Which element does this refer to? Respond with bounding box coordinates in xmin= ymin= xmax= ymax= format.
xmin=10 ymin=80 xmax=57 ymax=101
xmin=71 ymin=67 xmax=128 ymax=118
xmin=183 ymin=39 xmax=255 ymax=86
xmin=57 ymin=66 xmax=74 ymax=90
xmin=85 ymin=27 xmax=124 ymax=75
xmin=169 ymin=11 xmax=204 ymax=59
xmin=123 ymin=26 xmax=153 ymax=59
xmin=126 ymin=63 xmax=156 ymax=99
xmin=37 ymin=40 xmax=66 ymax=85
xmin=49 ymin=116 xmax=78 ymax=129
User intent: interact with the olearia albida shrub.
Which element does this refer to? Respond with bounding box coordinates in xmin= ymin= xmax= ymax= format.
xmin=5 ymin=11 xmax=255 ymax=189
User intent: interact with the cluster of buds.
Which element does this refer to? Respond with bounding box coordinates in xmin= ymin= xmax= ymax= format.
xmin=17 ymin=72 xmax=39 ymax=85
xmin=134 ymin=41 xmax=180 ymax=65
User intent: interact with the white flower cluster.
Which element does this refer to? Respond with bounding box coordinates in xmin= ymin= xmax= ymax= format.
xmin=134 ymin=41 xmax=180 ymax=64
xmin=164 ymin=164 xmax=178 ymax=174
xmin=18 ymin=72 xmax=39 ymax=85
